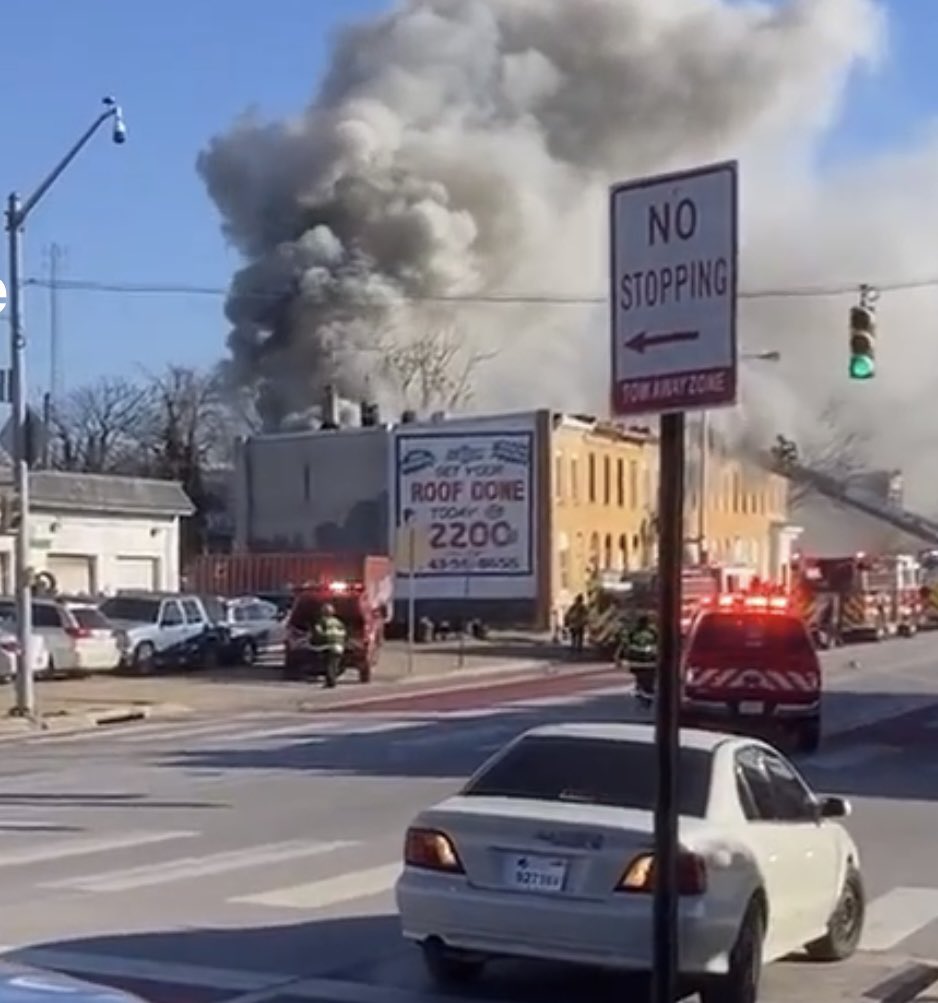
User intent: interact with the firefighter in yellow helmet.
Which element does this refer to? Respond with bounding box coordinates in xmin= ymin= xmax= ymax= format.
xmin=310 ymin=602 xmax=347 ymax=688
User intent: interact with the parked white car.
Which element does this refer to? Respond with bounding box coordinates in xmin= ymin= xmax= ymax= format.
xmin=0 ymin=620 xmax=49 ymax=683
xmin=396 ymin=722 xmax=864 ymax=1003
xmin=0 ymin=598 xmax=119 ymax=675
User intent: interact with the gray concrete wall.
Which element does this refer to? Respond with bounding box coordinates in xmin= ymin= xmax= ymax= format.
xmin=236 ymin=428 xmax=391 ymax=554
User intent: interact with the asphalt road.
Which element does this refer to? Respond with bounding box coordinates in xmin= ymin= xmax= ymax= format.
xmin=1 ymin=635 xmax=938 ymax=1003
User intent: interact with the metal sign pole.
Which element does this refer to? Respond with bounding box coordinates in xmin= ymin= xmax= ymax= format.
xmin=652 ymin=410 xmax=685 ymax=1003
xmin=609 ymin=160 xmax=738 ymax=1003
xmin=407 ymin=525 xmax=416 ymax=675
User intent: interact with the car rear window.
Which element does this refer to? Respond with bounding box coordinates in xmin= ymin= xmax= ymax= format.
xmin=289 ymin=595 xmax=364 ymax=630
xmin=690 ymin=613 xmax=813 ymax=658
xmin=461 ymin=735 xmax=712 ymax=817
xmin=101 ymin=597 xmax=161 ymax=623
xmin=71 ymin=606 xmax=110 ymax=629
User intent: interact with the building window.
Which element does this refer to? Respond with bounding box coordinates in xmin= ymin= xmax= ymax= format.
xmin=603 ymin=455 xmax=611 ymax=505
xmin=570 ymin=458 xmax=578 ymax=502
xmin=732 ymin=472 xmax=741 ymax=513
xmin=616 ymin=459 xmax=625 ymax=507
xmin=554 ymin=452 xmax=564 ymax=501
xmin=589 ymin=532 xmax=600 ymax=569
xmin=629 ymin=461 xmax=639 ymax=509
xmin=558 ymin=538 xmax=571 ymax=590
xmin=603 ymin=534 xmax=613 ymax=570
xmin=618 ymin=534 xmax=628 ymax=571
xmin=644 ymin=467 xmax=653 ymax=507
xmin=588 ymin=453 xmax=597 ymax=503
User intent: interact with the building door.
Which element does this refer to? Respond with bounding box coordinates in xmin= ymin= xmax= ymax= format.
xmin=47 ymin=554 xmax=94 ymax=595
xmin=115 ymin=557 xmax=158 ymax=591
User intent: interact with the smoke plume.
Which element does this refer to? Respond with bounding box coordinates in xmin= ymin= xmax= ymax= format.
xmin=198 ymin=0 xmax=938 ymax=508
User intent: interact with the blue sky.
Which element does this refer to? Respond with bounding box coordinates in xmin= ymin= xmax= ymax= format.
xmin=0 ymin=0 xmax=935 ymax=400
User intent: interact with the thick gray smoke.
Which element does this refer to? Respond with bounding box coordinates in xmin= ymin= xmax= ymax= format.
xmin=198 ymin=0 xmax=938 ymax=507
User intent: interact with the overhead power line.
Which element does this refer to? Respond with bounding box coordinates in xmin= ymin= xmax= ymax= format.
xmin=21 ymin=273 xmax=938 ymax=304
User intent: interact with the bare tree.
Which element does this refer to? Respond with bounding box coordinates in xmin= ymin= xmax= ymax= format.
xmin=786 ymin=400 xmax=870 ymax=507
xmin=49 ymin=377 xmax=152 ymax=474
xmin=136 ymin=366 xmax=229 ymax=558
xmin=380 ymin=320 xmax=496 ymax=414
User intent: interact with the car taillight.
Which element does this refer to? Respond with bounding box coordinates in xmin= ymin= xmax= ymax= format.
xmin=616 ymin=851 xmax=707 ymax=895
xmin=404 ymin=828 xmax=464 ymax=873
xmin=66 ymin=627 xmax=92 ymax=640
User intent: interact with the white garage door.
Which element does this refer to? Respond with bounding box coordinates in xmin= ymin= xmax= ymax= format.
xmin=47 ymin=555 xmax=94 ymax=595
xmin=115 ymin=557 xmax=158 ymax=591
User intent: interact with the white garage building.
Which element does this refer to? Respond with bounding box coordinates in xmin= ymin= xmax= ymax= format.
xmin=0 ymin=470 xmax=194 ymax=595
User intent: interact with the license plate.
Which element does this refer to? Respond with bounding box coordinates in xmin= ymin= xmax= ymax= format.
xmin=503 ymin=853 xmax=567 ymax=893
xmin=739 ymin=701 xmax=764 ymax=714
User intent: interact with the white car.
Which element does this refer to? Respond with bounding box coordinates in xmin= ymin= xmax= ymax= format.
xmin=396 ymin=722 xmax=864 ymax=1003
xmin=0 ymin=622 xmax=49 ymax=684
xmin=0 ymin=598 xmax=118 ymax=675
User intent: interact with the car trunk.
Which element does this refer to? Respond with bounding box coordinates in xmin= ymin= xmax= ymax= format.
xmin=418 ymin=796 xmax=693 ymax=902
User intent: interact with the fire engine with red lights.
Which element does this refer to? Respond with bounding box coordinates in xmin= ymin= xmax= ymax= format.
xmin=185 ymin=552 xmax=392 ymax=681
xmin=790 ymin=551 xmax=921 ymax=645
xmin=680 ymin=590 xmax=823 ymax=752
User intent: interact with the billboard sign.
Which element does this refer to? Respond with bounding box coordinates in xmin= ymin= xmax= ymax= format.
xmin=394 ymin=430 xmax=534 ymax=577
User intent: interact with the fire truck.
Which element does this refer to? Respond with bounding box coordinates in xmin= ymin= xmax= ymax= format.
xmin=185 ymin=552 xmax=393 ymax=679
xmin=586 ymin=563 xmax=756 ymax=658
xmin=917 ymin=550 xmax=938 ymax=629
xmin=791 ymin=552 xmax=921 ymax=643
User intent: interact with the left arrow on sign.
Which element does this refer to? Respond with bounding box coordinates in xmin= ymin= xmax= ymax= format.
xmin=625 ymin=329 xmax=700 ymax=354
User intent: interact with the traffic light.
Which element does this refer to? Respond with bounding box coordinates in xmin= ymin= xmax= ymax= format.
xmin=849 ymin=304 xmax=876 ymax=380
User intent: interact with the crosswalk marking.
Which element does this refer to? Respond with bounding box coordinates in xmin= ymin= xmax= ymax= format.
xmin=860 ymin=887 xmax=938 ymax=951
xmin=3 ymin=947 xmax=288 ymax=993
xmin=231 ymin=861 xmax=401 ymax=910
xmin=43 ymin=838 xmax=357 ymax=893
xmin=0 ymin=830 xmax=196 ymax=868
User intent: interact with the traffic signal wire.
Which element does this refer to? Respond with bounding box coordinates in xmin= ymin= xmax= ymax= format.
xmin=20 ymin=274 xmax=938 ymax=304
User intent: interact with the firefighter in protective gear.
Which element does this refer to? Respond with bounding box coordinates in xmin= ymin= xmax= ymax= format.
xmin=621 ymin=614 xmax=658 ymax=702
xmin=311 ymin=603 xmax=347 ymax=689
xmin=564 ymin=594 xmax=588 ymax=655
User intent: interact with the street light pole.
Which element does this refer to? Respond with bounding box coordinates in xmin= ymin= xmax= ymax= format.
xmin=695 ymin=350 xmax=781 ymax=564
xmin=5 ymin=97 xmax=126 ymax=717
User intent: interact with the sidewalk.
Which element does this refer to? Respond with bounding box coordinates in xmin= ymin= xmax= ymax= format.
xmin=0 ymin=636 xmax=589 ymax=738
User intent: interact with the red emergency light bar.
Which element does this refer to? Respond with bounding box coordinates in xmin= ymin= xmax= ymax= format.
xmin=702 ymin=593 xmax=790 ymax=613
xmin=298 ymin=579 xmax=364 ymax=594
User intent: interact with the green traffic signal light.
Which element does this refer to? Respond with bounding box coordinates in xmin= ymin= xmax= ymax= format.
xmin=849 ymin=355 xmax=875 ymax=380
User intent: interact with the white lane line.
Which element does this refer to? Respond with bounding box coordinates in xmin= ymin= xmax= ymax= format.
xmin=232 ymin=861 xmax=401 ymax=910
xmin=44 ymin=838 xmax=357 ymax=893
xmin=4 ymin=947 xmax=470 ymax=1003
xmin=3 ymin=948 xmax=289 ymax=993
xmin=0 ymin=830 xmax=196 ymax=868
xmin=860 ymin=887 xmax=938 ymax=951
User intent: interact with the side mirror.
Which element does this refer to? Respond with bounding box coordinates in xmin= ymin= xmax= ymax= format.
xmin=818 ymin=795 xmax=851 ymax=819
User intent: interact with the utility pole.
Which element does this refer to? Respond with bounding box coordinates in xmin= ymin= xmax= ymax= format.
xmin=5 ymin=97 xmax=127 ymax=717
xmin=41 ymin=242 xmax=65 ymax=469
xmin=49 ymin=242 xmax=64 ymax=403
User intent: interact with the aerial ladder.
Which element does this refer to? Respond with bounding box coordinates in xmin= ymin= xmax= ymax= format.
xmin=766 ymin=436 xmax=938 ymax=547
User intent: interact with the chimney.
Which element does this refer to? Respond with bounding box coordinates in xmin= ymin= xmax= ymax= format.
xmin=360 ymin=401 xmax=380 ymax=427
xmin=401 ymin=409 xmax=417 ymax=424
xmin=321 ymin=384 xmax=339 ymax=430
